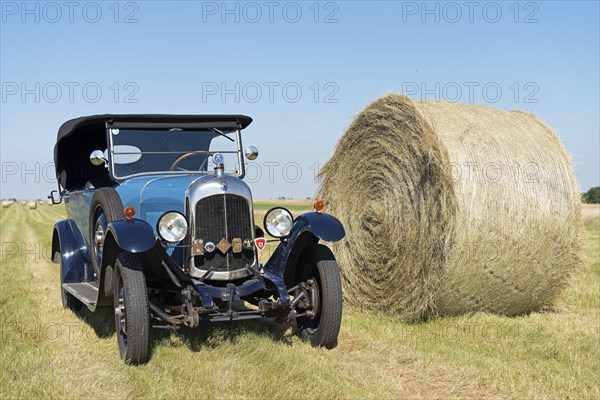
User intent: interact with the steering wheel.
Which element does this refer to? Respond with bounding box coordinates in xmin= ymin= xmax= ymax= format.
xmin=169 ymin=152 xmax=208 ymax=171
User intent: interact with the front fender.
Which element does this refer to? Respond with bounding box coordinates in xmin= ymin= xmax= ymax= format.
xmin=295 ymin=212 xmax=345 ymax=242
xmin=96 ymin=218 xmax=157 ymax=305
xmin=105 ymin=218 xmax=156 ymax=253
xmin=264 ymin=212 xmax=345 ymax=285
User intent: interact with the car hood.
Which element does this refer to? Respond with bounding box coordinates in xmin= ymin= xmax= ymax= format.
xmin=115 ymin=174 xmax=201 ymax=228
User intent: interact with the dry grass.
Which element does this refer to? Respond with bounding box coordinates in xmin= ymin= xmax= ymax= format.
xmin=318 ymin=94 xmax=582 ymax=320
xmin=582 ymin=203 xmax=600 ymax=222
xmin=0 ymin=202 xmax=598 ymax=399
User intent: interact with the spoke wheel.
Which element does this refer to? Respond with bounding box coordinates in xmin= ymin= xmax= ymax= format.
xmin=113 ymin=253 xmax=150 ymax=365
xmin=295 ymin=244 xmax=343 ymax=349
xmin=92 ymin=214 xmax=106 ymax=271
xmin=89 ymin=188 xmax=124 ymax=276
xmin=116 ymin=285 xmax=127 ymax=346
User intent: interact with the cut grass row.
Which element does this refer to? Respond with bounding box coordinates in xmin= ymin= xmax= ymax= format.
xmin=0 ymin=203 xmax=598 ymax=399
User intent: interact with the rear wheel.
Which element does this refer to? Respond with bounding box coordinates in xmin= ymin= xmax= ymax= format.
xmin=58 ymin=254 xmax=82 ymax=311
xmin=113 ymin=253 xmax=150 ymax=365
xmin=295 ymin=244 xmax=342 ymax=349
xmin=89 ymin=188 xmax=124 ymax=276
xmin=61 ymin=288 xmax=83 ymax=311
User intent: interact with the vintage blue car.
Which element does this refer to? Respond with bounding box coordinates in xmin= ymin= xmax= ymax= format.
xmin=50 ymin=114 xmax=345 ymax=364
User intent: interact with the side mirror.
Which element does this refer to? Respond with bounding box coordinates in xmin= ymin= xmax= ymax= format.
xmin=48 ymin=190 xmax=62 ymax=205
xmin=245 ymin=146 xmax=259 ymax=160
xmin=90 ymin=150 xmax=107 ymax=166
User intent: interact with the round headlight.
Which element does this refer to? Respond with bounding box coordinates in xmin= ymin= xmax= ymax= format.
xmin=263 ymin=207 xmax=294 ymax=238
xmin=157 ymin=211 xmax=188 ymax=243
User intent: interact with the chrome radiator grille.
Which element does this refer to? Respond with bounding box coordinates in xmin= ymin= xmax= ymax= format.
xmin=193 ymin=194 xmax=254 ymax=273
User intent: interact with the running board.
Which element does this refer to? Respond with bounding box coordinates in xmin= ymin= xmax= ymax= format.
xmin=62 ymin=282 xmax=99 ymax=308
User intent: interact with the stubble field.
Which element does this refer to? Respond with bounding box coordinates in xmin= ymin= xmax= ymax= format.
xmin=0 ymin=202 xmax=598 ymax=399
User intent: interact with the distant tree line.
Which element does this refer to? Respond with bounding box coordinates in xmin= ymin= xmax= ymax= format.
xmin=582 ymin=187 xmax=600 ymax=204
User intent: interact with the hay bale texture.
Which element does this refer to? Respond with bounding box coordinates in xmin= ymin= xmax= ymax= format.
xmin=318 ymin=94 xmax=581 ymax=320
xmin=27 ymin=201 xmax=37 ymax=210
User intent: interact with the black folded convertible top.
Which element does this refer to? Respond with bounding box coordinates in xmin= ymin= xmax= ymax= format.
xmin=54 ymin=114 xmax=252 ymax=190
xmin=57 ymin=114 xmax=253 ymax=142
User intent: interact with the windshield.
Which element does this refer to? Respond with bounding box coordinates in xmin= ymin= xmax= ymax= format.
xmin=108 ymin=128 xmax=240 ymax=179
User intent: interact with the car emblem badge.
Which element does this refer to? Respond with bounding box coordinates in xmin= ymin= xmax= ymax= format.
xmin=217 ymin=238 xmax=231 ymax=254
xmin=242 ymin=239 xmax=253 ymax=250
xmin=232 ymin=238 xmax=242 ymax=253
xmin=213 ymin=153 xmax=224 ymax=165
xmin=221 ymin=182 xmax=228 ymax=191
xmin=192 ymin=239 xmax=204 ymax=256
xmin=254 ymin=237 xmax=266 ymax=251
xmin=204 ymin=241 xmax=216 ymax=253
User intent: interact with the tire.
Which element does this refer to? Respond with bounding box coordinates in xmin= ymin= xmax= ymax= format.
xmin=58 ymin=254 xmax=83 ymax=311
xmin=113 ymin=253 xmax=150 ymax=365
xmin=62 ymin=288 xmax=83 ymax=311
xmin=89 ymin=188 xmax=124 ymax=275
xmin=295 ymin=244 xmax=343 ymax=349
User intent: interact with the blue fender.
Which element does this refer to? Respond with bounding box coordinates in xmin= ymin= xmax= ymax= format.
xmin=295 ymin=212 xmax=345 ymax=242
xmin=264 ymin=212 xmax=345 ymax=282
xmin=96 ymin=218 xmax=157 ymax=304
xmin=104 ymin=218 xmax=157 ymax=253
xmin=52 ymin=219 xmax=90 ymax=284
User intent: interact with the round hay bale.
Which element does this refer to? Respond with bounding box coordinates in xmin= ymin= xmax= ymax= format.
xmin=27 ymin=201 xmax=37 ymax=210
xmin=1 ymin=201 xmax=13 ymax=208
xmin=318 ymin=94 xmax=581 ymax=320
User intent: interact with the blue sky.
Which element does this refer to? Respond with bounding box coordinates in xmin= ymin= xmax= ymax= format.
xmin=1 ymin=0 xmax=598 ymax=199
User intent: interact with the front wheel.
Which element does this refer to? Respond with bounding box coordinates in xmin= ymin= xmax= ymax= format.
xmin=113 ymin=253 xmax=150 ymax=365
xmin=295 ymin=244 xmax=343 ymax=349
